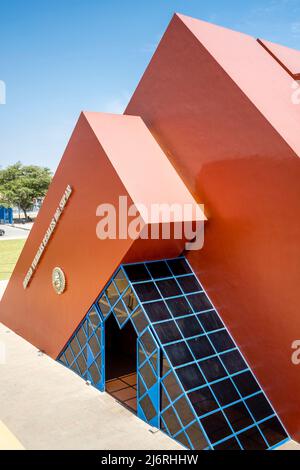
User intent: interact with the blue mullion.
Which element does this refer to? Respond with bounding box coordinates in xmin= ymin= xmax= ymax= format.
xmin=268 ymin=437 xmax=290 ymax=450
xmin=183 ymin=257 xmax=290 ymax=444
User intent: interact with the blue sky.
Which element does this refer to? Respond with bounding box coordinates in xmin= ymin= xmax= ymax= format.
xmin=0 ymin=0 xmax=299 ymax=172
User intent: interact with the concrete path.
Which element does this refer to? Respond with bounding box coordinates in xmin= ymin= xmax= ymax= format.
xmin=0 ymin=320 xmax=182 ymax=450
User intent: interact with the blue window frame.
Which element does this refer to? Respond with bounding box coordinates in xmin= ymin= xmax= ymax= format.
xmin=57 ymin=257 xmax=289 ymax=451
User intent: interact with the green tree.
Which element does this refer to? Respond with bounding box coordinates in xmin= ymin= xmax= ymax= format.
xmin=0 ymin=162 xmax=52 ymax=219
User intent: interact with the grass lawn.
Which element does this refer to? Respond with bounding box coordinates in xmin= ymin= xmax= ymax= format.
xmin=0 ymin=239 xmax=26 ymax=281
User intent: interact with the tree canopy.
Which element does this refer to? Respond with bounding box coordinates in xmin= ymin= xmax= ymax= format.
xmin=0 ymin=162 xmax=52 ymax=218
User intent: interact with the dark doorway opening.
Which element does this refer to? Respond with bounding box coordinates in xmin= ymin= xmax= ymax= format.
xmin=105 ymin=314 xmax=137 ymax=413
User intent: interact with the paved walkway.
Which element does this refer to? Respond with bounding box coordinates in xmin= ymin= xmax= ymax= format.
xmin=0 ymin=224 xmax=31 ymax=240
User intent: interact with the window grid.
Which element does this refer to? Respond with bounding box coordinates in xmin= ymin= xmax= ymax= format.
xmin=58 ymin=257 xmax=289 ymax=451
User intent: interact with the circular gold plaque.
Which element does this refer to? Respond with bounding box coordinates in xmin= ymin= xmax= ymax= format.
xmin=52 ymin=267 xmax=66 ymax=295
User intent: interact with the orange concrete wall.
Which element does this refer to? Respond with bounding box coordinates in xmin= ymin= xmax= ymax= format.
xmin=125 ymin=15 xmax=300 ymax=440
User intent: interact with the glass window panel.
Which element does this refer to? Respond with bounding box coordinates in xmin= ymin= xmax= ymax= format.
xmin=167 ymin=258 xmax=192 ymax=276
xmin=161 ymin=406 xmax=182 ymax=436
xmin=114 ymin=269 xmax=128 ymax=294
xmin=188 ymin=336 xmax=215 ymax=360
xmin=188 ymin=387 xmax=218 ymax=416
xmin=238 ymin=426 xmax=268 ymax=450
xmin=176 ymin=364 xmax=205 ymax=391
xmin=166 ymin=296 xmax=193 ymax=317
xmin=76 ymin=352 xmax=87 ymax=375
xmin=232 ymin=371 xmax=260 ymax=398
xmin=209 ymin=330 xmax=235 ymax=353
xmin=98 ymin=293 xmax=111 ymax=318
xmin=214 ymin=437 xmax=241 ymax=450
xmin=139 ymin=361 xmax=157 ymax=389
xmin=176 ymin=316 xmax=203 ymax=338
xmin=89 ymin=362 xmax=100 ymax=384
xmin=143 ymin=301 xmax=171 ymax=322
xmin=59 ymin=354 xmax=67 ymax=366
xmin=95 ymin=353 xmax=102 ymax=372
xmin=70 ymin=336 xmax=80 ymax=357
xmin=211 ymin=379 xmax=240 ymax=406
xmin=156 ymin=278 xmax=181 ymax=298
xmin=200 ymin=357 xmax=227 ymax=382
xmin=124 ymin=264 xmax=151 ymax=282
xmin=164 ymin=341 xmax=194 ymax=367
xmin=201 ymin=411 xmax=232 ymax=444
xmin=162 ymin=355 xmax=171 ymax=376
xmin=185 ymin=422 xmax=209 ymax=450
xmin=177 ymin=275 xmax=202 ymax=294
xmin=162 ymin=371 xmax=183 ymax=401
xmin=221 ymin=350 xmax=247 ymax=374
xmin=146 ymin=261 xmax=172 ymax=279
xmin=70 ymin=361 xmax=79 ymax=374
xmin=198 ymin=311 xmax=224 ymax=332
xmin=64 ymin=347 xmax=74 ymax=365
xmin=173 ymin=396 xmax=195 ymax=427
xmin=139 ymin=394 xmax=156 ymax=421
xmin=88 ymin=307 xmax=101 ymax=331
xmin=134 ymin=282 xmax=161 ymax=302
xmin=131 ymin=307 xmax=149 ymax=333
xmin=174 ymin=431 xmax=190 ymax=449
xmin=113 ymin=299 xmax=128 ymax=326
xmin=89 ymin=334 xmax=100 ymax=358
xmin=140 ymin=329 xmax=156 ymax=356
xmin=161 ymin=385 xmax=171 ymax=410
xmin=106 ymin=282 xmax=119 ymax=306
xmin=188 ymin=292 xmax=213 ymax=313
xmin=138 ymin=375 xmax=146 ymax=397
xmin=138 ymin=344 xmax=146 ymax=365
xmin=259 ymin=417 xmax=287 ymax=448
xmin=153 ymin=320 xmax=182 ymax=344
xmin=224 ymin=402 xmax=254 ymax=432
xmin=122 ymin=287 xmax=138 ymax=313
xmin=245 ymin=394 xmax=274 ymax=422
xmin=76 ymin=327 xmax=87 ymax=348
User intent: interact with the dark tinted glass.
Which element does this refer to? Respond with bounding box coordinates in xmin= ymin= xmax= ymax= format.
xmin=140 ymin=394 xmax=156 ymax=421
xmin=173 ymin=396 xmax=195 ymax=427
xmin=176 ymin=364 xmax=205 ymax=391
xmin=140 ymin=361 xmax=157 ymax=389
xmin=88 ymin=334 xmax=100 ymax=358
xmin=70 ymin=336 xmax=80 ymax=356
xmin=167 ymin=258 xmax=192 ymax=275
xmin=162 ymin=371 xmax=183 ymax=401
xmin=156 ymin=278 xmax=181 ymax=298
xmin=138 ymin=375 xmax=146 ymax=397
xmin=238 ymin=427 xmax=268 ymax=450
xmin=146 ymin=261 xmax=172 ymax=279
xmin=185 ymin=422 xmax=209 ymax=450
xmin=259 ymin=417 xmax=287 ymax=447
xmin=113 ymin=299 xmax=128 ymax=326
xmin=65 ymin=347 xmax=74 ymax=365
xmin=246 ymin=394 xmax=274 ymax=421
xmin=113 ymin=269 xmax=128 ymax=294
xmin=176 ymin=316 xmax=203 ymax=338
xmin=175 ymin=431 xmax=190 ymax=449
xmin=188 ymin=336 xmax=215 ymax=360
xmin=131 ymin=307 xmax=148 ymax=333
xmin=122 ymin=287 xmax=138 ymax=313
xmin=232 ymin=371 xmax=260 ymax=398
xmin=198 ymin=311 xmax=224 ymax=332
xmin=89 ymin=308 xmax=101 ymax=330
xmin=166 ymin=296 xmax=193 ymax=317
xmin=221 ymin=350 xmax=247 ymax=374
xmin=161 ymin=406 xmax=181 ymax=435
xmin=188 ymin=387 xmax=218 ymax=416
xmin=89 ymin=362 xmax=100 ymax=384
xmin=124 ymin=264 xmax=150 ymax=282
xmin=201 ymin=411 xmax=232 ymax=443
xmin=209 ymin=330 xmax=235 ymax=352
xmin=200 ymin=357 xmax=227 ymax=382
xmin=224 ymin=402 xmax=253 ymax=432
xmin=143 ymin=301 xmax=171 ymax=322
xmin=106 ymin=282 xmax=119 ymax=306
xmin=164 ymin=341 xmax=194 ymax=367
xmin=214 ymin=437 xmax=241 ymax=450
xmin=77 ymin=327 xmax=87 ymax=347
xmin=211 ymin=379 xmax=240 ymax=406
xmin=140 ymin=329 xmax=156 ymax=356
xmin=161 ymin=385 xmax=171 ymax=410
xmin=76 ymin=352 xmax=87 ymax=375
xmin=176 ymin=275 xmax=202 ymax=293
xmin=98 ymin=293 xmax=110 ymax=318
xmin=188 ymin=292 xmax=212 ymax=312
xmin=153 ymin=320 xmax=182 ymax=344
xmin=134 ymin=282 xmax=161 ymax=302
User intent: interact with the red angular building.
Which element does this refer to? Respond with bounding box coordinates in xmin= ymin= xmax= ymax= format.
xmin=1 ymin=14 xmax=300 ymax=450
